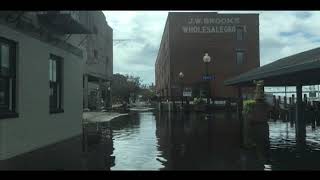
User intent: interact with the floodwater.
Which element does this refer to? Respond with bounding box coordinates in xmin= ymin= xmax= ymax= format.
xmin=1 ymin=110 xmax=320 ymax=170
xmin=106 ymin=111 xmax=320 ymax=170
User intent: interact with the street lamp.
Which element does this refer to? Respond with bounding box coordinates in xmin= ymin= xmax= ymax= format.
xmin=179 ymin=72 xmax=184 ymax=106
xmin=203 ymin=53 xmax=211 ymax=105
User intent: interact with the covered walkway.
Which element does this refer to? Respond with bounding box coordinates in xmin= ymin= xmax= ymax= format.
xmin=225 ymin=47 xmax=320 ymax=142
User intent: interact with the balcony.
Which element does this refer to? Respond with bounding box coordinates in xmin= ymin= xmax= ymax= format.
xmin=37 ymin=11 xmax=92 ymax=34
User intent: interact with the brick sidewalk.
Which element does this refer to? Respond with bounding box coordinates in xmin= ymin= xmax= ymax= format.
xmin=83 ymin=112 xmax=128 ymax=123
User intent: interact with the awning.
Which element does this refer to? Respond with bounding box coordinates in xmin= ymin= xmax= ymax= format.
xmin=225 ymin=47 xmax=320 ymax=86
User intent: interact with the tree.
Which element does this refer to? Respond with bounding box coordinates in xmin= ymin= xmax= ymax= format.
xmin=139 ymin=83 xmax=156 ymax=102
xmin=111 ymin=73 xmax=141 ymax=104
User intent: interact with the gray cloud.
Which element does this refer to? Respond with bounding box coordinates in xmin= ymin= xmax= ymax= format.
xmin=104 ymin=11 xmax=320 ymax=84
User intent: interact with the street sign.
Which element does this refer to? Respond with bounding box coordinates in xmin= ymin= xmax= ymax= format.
xmin=202 ymin=75 xmax=214 ymax=80
xmin=183 ymin=88 xmax=192 ymax=97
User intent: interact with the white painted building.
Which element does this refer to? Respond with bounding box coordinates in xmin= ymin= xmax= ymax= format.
xmin=83 ymin=11 xmax=113 ymax=111
xmin=0 ymin=11 xmax=94 ymax=160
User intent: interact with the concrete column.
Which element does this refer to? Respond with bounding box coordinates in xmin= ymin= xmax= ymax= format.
xmin=83 ymin=75 xmax=89 ymax=110
xmin=238 ymin=87 xmax=247 ymax=146
xmin=237 ymin=87 xmax=243 ymax=119
xmin=158 ymin=102 xmax=162 ymax=112
xmin=296 ymin=84 xmax=306 ymax=142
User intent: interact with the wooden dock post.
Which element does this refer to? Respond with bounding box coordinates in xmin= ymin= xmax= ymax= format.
xmin=312 ymin=109 xmax=316 ymax=129
xmin=304 ymin=94 xmax=308 ymax=105
xmin=296 ymin=84 xmax=306 ymax=142
xmin=284 ymin=96 xmax=287 ymax=108
xmin=292 ymin=94 xmax=295 ymax=104
xmin=273 ymin=95 xmax=276 ymax=107
xmin=237 ymin=87 xmax=244 ymax=146
xmin=316 ymin=107 xmax=320 ymax=127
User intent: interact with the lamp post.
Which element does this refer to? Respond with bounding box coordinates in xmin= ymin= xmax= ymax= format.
xmin=107 ymin=86 xmax=111 ymax=108
xmin=179 ymin=72 xmax=184 ymax=107
xmin=203 ymin=53 xmax=211 ymax=105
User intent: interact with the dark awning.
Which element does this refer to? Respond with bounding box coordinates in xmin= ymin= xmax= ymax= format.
xmin=225 ymin=47 xmax=320 ymax=86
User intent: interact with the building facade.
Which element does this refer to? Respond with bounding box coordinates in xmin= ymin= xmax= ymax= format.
xmin=155 ymin=12 xmax=260 ymax=99
xmin=83 ymin=11 xmax=113 ymax=111
xmin=0 ymin=11 xmax=103 ymax=161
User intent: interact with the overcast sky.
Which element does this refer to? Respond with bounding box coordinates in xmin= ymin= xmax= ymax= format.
xmin=103 ymin=11 xmax=320 ymax=85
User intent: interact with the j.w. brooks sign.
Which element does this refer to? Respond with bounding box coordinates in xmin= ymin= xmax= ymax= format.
xmin=182 ymin=26 xmax=237 ymax=33
xmin=182 ymin=17 xmax=246 ymax=34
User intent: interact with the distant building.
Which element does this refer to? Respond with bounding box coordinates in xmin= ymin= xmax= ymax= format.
xmin=155 ymin=12 xmax=260 ymax=99
xmin=0 ymin=11 xmax=107 ymax=161
xmin=82 ymin=11 xmax=113 ymax=111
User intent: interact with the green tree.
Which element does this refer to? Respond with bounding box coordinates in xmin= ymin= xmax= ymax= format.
xmin=111 ymin=73 xmax=141 ymax=104
xmin=138 ymin=83 xmax=156 ymax=102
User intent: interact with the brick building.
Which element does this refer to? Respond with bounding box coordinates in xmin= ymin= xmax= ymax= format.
xmin=155 ymin=12 xmax=260 ymax=99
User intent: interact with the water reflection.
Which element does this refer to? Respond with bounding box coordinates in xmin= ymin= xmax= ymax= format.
xmin=156 ymin=112 xmax=245 ymax=170
xmin=110 ymin=113 xmax=164 ymax=170
xmin=107 ymin=111 xmax=320 ymax=170
xmin=268 ymin=121 xmax=320 ymax=170
xmin=2 ymin=110 xmax=320 ymax=170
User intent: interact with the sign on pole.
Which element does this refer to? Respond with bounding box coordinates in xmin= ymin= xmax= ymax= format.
xmin=202 ymin=75 xmax=214 ymax=81
xmin=183 ymin=88 xmax=192 ymax=97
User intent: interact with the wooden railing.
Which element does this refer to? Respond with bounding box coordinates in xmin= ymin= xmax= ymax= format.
xmin=156 ymin=96 xmax=241 ymax=112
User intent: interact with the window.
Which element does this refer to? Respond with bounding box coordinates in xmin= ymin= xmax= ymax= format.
xmin=93 ymin=49 xmax=98 ymax=59
xmin=106 ymin=56 xmax=109 ymax=65
xmin=49 ymin=54 xmax=63 ymax=113
xmin=236 ymin=27 xmax=244 ymax=40
xmin=0 ymin=37 xmax=17 ymax=118
xmin=93 ymin=25 xmax=98 ymax=34
xmin=236 ymin=51 xmax=245 ymax=65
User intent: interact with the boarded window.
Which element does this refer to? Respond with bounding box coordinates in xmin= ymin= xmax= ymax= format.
xmin=236 ymin=27 xmax=244 ymax=40
xmin=236 ymin=51 xmax=245 ymax=65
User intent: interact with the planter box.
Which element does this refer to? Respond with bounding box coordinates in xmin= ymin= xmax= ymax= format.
xmin=246 ymin=102 xmax=269 ymax=124
xmin=193 ymin=104 xmax=207 ymax=112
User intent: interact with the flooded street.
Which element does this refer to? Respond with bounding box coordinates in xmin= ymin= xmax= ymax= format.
xmin=107 ymin=111 xmax=320 ymax=170
xmin=110 ymin=112 xmax=164 ymax=170
xmin=1 ymin=110 xmax=320 ymax=170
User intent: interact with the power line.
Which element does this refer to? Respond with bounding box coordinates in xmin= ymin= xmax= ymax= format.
xmin=113 ymin=39 xmax=134 ymax=46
